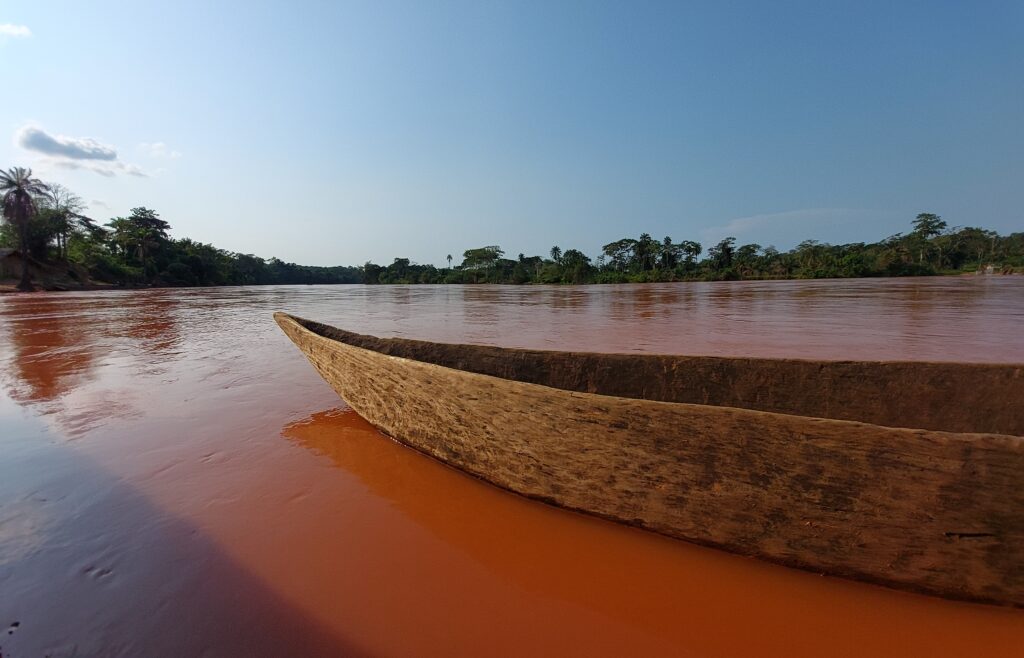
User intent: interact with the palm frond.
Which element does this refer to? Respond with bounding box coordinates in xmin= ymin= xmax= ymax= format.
xmin=1 ymin=166 xmax=49 ymax=224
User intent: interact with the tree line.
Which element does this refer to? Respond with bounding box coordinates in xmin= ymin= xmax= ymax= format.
xmin=365 ymin=214 xmax=1022 ymax=284
xmin=2 ymin=166 xmax=1021 ymax=291
xmin=1 ymin=167 xmax=359 ymax=290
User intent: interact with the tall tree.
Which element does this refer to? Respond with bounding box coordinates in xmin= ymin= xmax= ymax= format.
xmin=735 ymin=243 xmax=762 ymax=276
xmin=129 ymin=207 xmax=171 ymax=275
xmin=106 ymin=217 xmax=137 ymax=260
xmin=560 ymin=249 xmax=592 ymax=283
xmin=708 ymin=237 xmax=736 ymax=271
xmin=679 ymin=240 xmax=702 ymax=268
xmin=462 ymin=245 xmax=504 ymax=270
xmin=660 ymin=236 xmax=680 ymax=269
xmin=635 ymin=233 xmax=657 ymax=271
xmin=912 ymin=213 xmax=947 ymax=238
xmin=601 ymin=238 xmax=637 ymax=271
xmin=42 ymin=183 xmax=88 ymax=259
xmin=911 ymin=213 xmax=947 ymax=266
xmin=1 ymin=167 xmax=49 ymax=290
xmin=550 ymin=245 xmax=562 ymax=263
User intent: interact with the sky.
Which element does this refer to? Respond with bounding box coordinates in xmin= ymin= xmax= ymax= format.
xmin=1 ymin=1 xmax=1021 ymax=266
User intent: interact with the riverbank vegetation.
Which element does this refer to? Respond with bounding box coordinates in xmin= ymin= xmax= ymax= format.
xmin=2 ymin=166 xmax=1021 ymax=290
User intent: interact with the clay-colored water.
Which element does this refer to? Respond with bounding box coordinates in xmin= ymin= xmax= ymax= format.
xmin=1 ymin=278 xmax=1022 ymax=657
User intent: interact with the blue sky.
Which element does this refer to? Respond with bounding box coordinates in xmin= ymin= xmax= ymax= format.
xmin=2 ymin=1 xmax=1021 ymax=266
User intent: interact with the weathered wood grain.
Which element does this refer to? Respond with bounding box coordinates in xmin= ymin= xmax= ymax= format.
xmin=290 ymin=318 xmax=1024 ymax=436
xmin=275 ymin=312 xmax=1024 ymax=606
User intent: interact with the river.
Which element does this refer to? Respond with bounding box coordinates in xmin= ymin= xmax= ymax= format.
xmin=1 ymin=278 xmax=1022 ymax=657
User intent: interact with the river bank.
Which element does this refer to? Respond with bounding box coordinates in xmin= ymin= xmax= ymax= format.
xmin=2 ymin=266 xmax=1019 ymax=294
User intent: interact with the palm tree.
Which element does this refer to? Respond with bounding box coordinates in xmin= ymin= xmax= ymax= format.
xmin=1 ymin=167 xmax=49 ymax=291
xmin=660 ymin=236 xmax=678 ymax=269
xmin=134 ymin=225 xmax=163 ymax=276
xmin=106 ymin=217 xmax=136 ymax=260
xmin=446 ymin=254 xmax=452 ymax=268
xmin=635 ymin=233 xmax=656 ymax=271
xmin=679 ymin=240 xmax=702 ymax=270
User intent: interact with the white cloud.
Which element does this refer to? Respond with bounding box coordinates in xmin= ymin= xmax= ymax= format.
xmin=17 ymin=125 xmax=117 ymax=161
xmin=0 ymin=23 xmax=31 ymax=38
xmin=48 ymin=158 xmax=147 ymax=178
xmin=140 ymin=142 xmax=182 ymax=159
xmin=14 ymin=124 xmax=148 ymax=177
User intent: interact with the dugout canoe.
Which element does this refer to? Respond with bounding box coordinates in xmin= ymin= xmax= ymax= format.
xmin=274 ymin=312 xmax=1024 ymax=607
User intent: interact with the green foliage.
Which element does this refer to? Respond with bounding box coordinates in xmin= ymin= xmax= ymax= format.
xmin=461 ymin=246 xmax=504 ymax=270
xmin=3 ymin=166 xmax=1021 ymax=288
xmin=70 ymin=216 xmax=1024 ymax=287
xmin=912 ymin=213 xmax=947 ymax=238
xmin=707 ymin=237 xmax=736 ymax=272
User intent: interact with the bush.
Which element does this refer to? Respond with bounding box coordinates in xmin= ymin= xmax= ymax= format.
xmin=161 ymin=261 xmax=197 ymax=286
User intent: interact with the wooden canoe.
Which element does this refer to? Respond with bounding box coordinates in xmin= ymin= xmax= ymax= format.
xmin=274 ymin=312 xmax=1024 ymax=607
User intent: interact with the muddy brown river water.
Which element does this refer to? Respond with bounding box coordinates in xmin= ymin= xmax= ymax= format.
xmin=1 ymin=278 xmax=1022 ymax=657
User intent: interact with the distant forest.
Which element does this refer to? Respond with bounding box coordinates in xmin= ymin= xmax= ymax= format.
xmin=2 ymin=166 xmax=1022 ymax=290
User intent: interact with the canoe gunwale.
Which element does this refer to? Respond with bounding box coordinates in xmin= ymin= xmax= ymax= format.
xmin=279 ymin=312 xmax=1024 ymax=437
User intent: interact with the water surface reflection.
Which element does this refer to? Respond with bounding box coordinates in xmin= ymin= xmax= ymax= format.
xmin=282 ymin=408 xmax=1024 ymax=657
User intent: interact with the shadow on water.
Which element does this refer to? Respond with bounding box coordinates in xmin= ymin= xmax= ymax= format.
xmin=0 ymin=412 xmax=365 ymax=658
xmin=0 ymin=292 xmax=363 ymax=656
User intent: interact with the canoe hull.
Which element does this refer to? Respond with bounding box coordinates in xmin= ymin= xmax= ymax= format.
xmin=275 ymin=313 xmax=1024 ymax=606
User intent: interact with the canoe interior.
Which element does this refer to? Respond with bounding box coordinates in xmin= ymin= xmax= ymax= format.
xmin=290 ymin=316 xmax=1023 ymax=436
